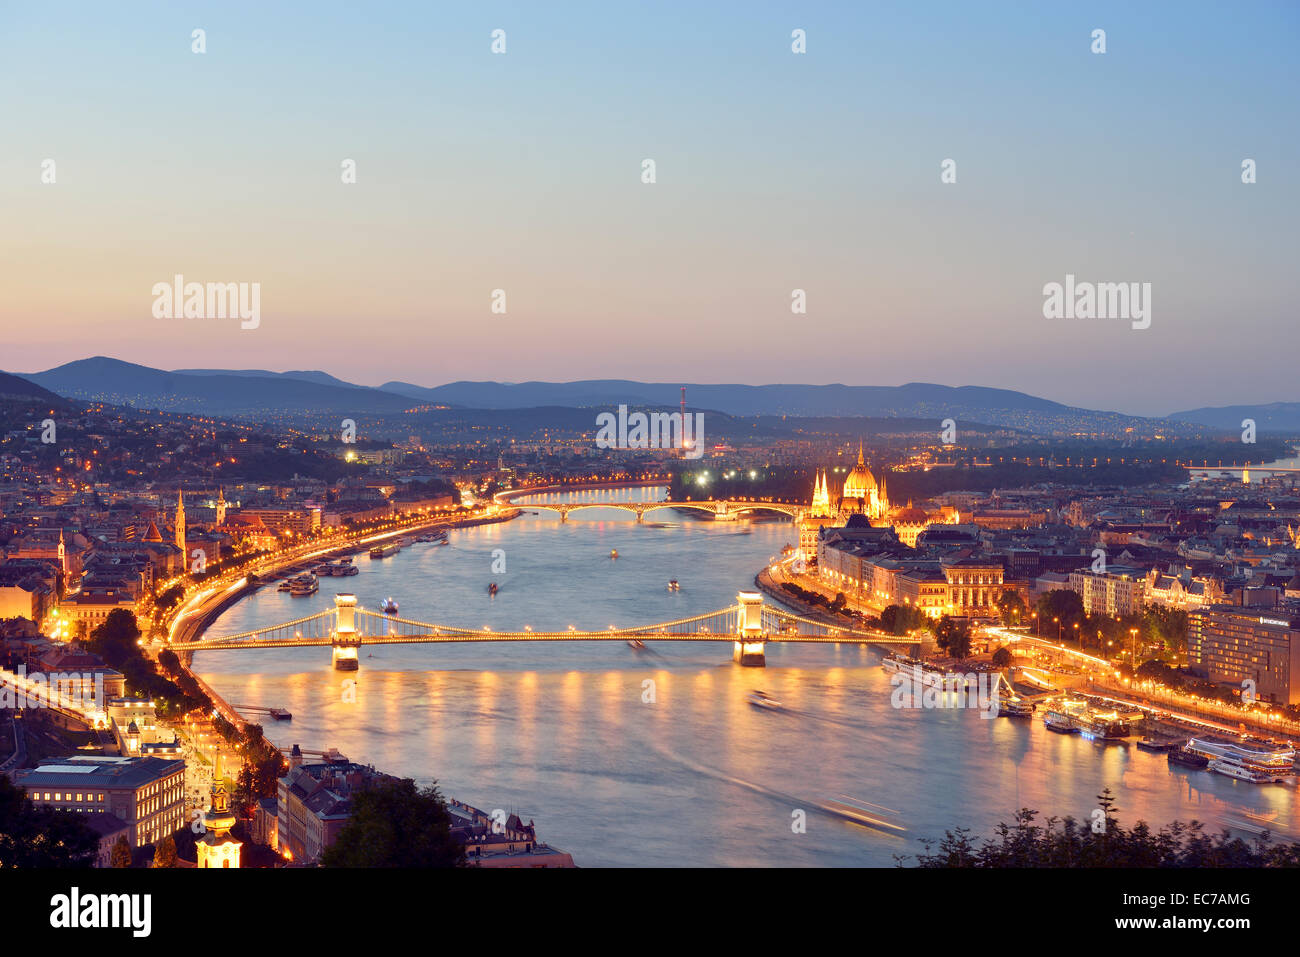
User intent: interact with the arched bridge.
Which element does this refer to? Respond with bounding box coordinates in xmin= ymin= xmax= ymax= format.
xmin=169 ymin=592 xmax=912 ymax=669
xmin=507 ymin=499 xmax=804 ymax=523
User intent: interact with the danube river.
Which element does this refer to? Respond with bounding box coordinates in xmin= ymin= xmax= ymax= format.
xmin=195 ymin=488 xmax=1298 ymax=866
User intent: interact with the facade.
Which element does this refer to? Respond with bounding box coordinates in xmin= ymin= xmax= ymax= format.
xmin=10 ymin=755 xmax=186 ymax=848
xmin=941 ymin=557 xmax=1005 ymax=618
xmin=106 ymin=697 xmax=182 ymax=757
xmin=1188 ymin=605 xmax=1300 ymax=705
xmin=1069 ymin=566 xmax=1146 ymax=617
xmin=278 ymin=760 xmax=395 ymax=864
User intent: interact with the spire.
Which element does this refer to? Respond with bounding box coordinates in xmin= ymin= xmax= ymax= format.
xmin=857 ymin=440 xmax=865 ymax=467
xmin=175 ymin=488 xmax=187 ymax=552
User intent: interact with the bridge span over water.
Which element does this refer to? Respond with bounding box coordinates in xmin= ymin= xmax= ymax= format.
xmin=170 ymin=593 xmax=911 ymax=670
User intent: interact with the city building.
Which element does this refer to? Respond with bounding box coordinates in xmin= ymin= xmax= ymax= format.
xmin=1069 ymin=565 xmax=1147 ymax=617
xmin=10 ymin=755 xmax=186 ymax=848
xmin=1188 ymin=605 xmax=1300 ymax=705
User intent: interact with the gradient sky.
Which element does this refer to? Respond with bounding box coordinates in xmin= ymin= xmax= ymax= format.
xmin=1 ymin=1 xmax=1296 ymax=416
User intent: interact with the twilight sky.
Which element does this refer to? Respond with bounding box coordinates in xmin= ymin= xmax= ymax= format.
xmin=1 ymin=1 xmax=1296 ymax=416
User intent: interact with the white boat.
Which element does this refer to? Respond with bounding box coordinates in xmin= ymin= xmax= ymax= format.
xmin=381 ymin=597 xmax=399 ymax=615
xmin=748 ymin=690 xmax=782 ymax=710
xmin=1188 ymin=738 xmax=1296 ymax=783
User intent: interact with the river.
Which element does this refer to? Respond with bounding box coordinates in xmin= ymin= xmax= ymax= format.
xmin=194 ymin=487 xmax=1298 ymax=865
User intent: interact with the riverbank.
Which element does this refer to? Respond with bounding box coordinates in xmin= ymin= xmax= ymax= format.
xmin=754 ymin=564 xmax=858 ymax=628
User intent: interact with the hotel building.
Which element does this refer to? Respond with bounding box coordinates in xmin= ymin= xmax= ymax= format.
xmin=1188 ymin=605 xmax=1300 ymax=705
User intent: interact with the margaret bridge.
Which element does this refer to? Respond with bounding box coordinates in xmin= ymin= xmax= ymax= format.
xmin=500 ymin=497 xmax=805 ymax=523
xmin=169 ymin=593 xmax=913 ymax=669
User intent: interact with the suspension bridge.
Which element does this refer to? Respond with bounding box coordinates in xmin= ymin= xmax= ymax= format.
xmin=168 ymin=593 xmax=912 ymax=669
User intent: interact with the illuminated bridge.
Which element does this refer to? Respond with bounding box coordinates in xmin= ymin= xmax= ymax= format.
xmin=501 ymin=497 xmax=804 ymax=523
xmin=169 ymin=593 xmax=912 ymax=669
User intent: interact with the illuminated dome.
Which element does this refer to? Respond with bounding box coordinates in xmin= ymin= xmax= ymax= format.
xmin=842 ymin=442 xmax=875 ymax=501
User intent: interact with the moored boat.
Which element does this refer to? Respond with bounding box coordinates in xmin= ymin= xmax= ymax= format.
xmin=1168 ymin=747 xmax=1210 ymax=769
xmin=288 ymin=573 xmax=318 ymax=596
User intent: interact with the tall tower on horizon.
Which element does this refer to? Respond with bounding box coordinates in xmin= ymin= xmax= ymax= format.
xmin=175 ymin=489 xmax=187 ymax=552
xmin=215 ymin=487 xmax=227 ymax=527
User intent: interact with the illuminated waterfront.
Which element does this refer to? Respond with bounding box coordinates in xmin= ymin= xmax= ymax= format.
xmin=195 ymin=489 xmax=1300 ymax=866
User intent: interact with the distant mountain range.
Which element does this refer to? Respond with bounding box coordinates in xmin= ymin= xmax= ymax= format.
xmin=0 ymin=370 xmax=70 ymax=408
xmin=4 ymin=356 xmax=1293 ymax=434
xmin=1168 ymin=402 xmax=1300 ymax=432
xmin=20 ymin=358 xmax=414 ymax=417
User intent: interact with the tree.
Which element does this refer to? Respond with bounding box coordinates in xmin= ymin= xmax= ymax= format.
xmin=321 ymin=778 xmax=465 ymax=868
xmin=0 ymin=775 xmax=100 ymax=868
xmin=904 ymin=787 xmax=1300 ymax=867
xmin=934 ymin=615 xmax=972 ymax=659
xmin=85 ymin=609 xmax=141 ymax=670
xmin=1035 ymin=590 xmax=1085 ymax=636
xmin=110 ymin=835 xmax=132 ymax=868
xmin=880 ymin=604 xmax=930 ymax=637
xmin=995 ymin=590 xmax=1026 ymax=627
xmin=991 ymin=645 xmax=1013 ymax=668
xmin=153 ymin=835 xmax=178 ymax=868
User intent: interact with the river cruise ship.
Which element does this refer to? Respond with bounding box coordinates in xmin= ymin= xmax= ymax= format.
xmin=1185 ymin=738 xmax=1296 ymax=784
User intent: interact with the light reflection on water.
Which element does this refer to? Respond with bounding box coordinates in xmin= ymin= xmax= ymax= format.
xmin=196 ymin=492 xmax=1298 ymax=865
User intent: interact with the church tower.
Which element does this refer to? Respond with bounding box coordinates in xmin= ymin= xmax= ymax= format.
xmin=215 ymin=487 xmax=227 ymax=527
xmin=57 ymin=529 xmax=66 ymax=574
xmin=196 ymin=784 xmax=242 ymax=869
xmin=175 ymin=489 xmax=187 ymax=552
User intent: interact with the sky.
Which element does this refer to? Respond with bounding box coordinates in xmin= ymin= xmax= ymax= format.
xmin=1 ymin=1 xmax=1296 ymax=416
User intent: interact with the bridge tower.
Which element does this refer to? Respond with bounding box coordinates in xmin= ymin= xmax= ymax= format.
xmin=332 ymin=593 xmax=361 ymax=671
xmin=733 ymin=591 xmax=766 ymax=666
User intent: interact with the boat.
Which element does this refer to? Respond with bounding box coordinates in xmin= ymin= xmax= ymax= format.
xmin=667 ymin=579 xmax=680 ymax=591
xmin=819 ymin=797 xmax=906 ymax=833
xmin=369 ymin=542 xmax=401 ymax=559
xmin=488 ymin=582 xmax=498 ymax=596
xmin=277 ymin=580 xmax=293 ymax=592
xmin=610 ymin=549 xmax=618 ymax=559
xmin=415 ymin=530 xmax=449 ymax=544
xmin=1168 ymin=747 xmax=1210 ymax=769
xmin=627 ymin=639 xmax=646 ymax=650
xmin=330 ymin=562 xmax=359 ymax=576
xmin=1186 ymin=738 xmax=1296 ymax=783
xmin=381 ymin=597 xmax=398 ymax=615
xmin=1075 ymin=708 xmax=1131 ymax=741
xmin=748 ymin=690 xmax=782 ymax=710
xmin=313 ymin=563 xmax=333 ymax=575
xmin=1043 ymin=707 xmax=1078 ymax=734
xmin=997 ymin=697 xmax=1035 ymax=718
xmin=288 ymin=574 xmax=318 ymax=596
xmin=268 ymin=708 xmax=292 ymax=721
xmin=1136 ymin=737 xmax=1177 ymax=753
